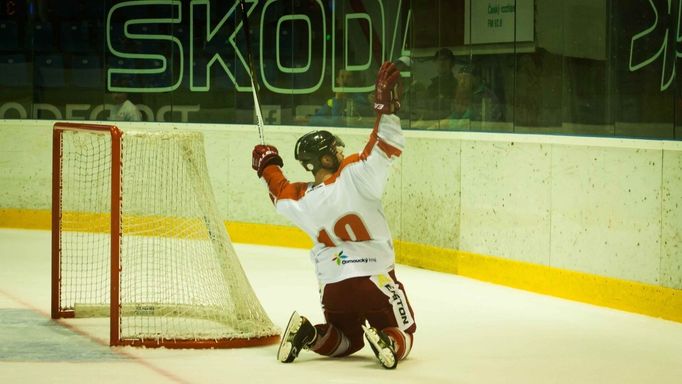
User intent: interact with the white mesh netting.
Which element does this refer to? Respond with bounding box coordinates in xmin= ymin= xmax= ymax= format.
xmin=57 ymin=128 xmax=279 ymax=345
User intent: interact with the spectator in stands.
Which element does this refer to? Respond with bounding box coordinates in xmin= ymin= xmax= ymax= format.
xmin=392 ymin=55 xmax=425 ymax=122
xmin=426 ymin=48 xmax=458 ymax=120
xmin=309 ymin=68 xmax=372 ymax=126
xmin=109 ymin=91 xmax=142 ymax=121
xmin=449 ymin=65 xmax=501 ymax=128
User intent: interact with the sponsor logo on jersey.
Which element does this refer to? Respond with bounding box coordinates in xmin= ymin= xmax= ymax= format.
xmin=333 ymin=250 xmax=348 ymax=266
xmin=332 ymin=250 xmax=376 ymax=266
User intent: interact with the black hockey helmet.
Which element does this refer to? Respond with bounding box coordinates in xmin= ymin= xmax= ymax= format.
xmin=294 ymin=130 xmax=345 ymax=173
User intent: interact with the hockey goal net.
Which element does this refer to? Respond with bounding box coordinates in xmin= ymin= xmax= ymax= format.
xmin=51 ymin=122 xmax=280 ymax=348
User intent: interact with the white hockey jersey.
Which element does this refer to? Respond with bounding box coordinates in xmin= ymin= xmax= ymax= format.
xmin=262 ymin=114 xmax=404 ymax=285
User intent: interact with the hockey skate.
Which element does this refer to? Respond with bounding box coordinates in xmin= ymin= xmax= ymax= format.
xmin=277 ymin=311 xmax=317 ymax=363
xmin=362 ymin=324 xmax=398 ymax=369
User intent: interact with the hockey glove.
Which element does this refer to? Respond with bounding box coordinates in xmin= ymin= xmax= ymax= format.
xmin=252 ymin=144 xmax=284 ymax=177
xmin=373 ymin=61 xmax=402 ymax=115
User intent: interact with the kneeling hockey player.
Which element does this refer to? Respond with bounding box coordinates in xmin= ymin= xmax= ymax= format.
xmin=252 ymin=61 xmax=416 ymax=369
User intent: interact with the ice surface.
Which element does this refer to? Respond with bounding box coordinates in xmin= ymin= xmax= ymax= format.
xmin=1 ymin=228 xmax=681 ymax=384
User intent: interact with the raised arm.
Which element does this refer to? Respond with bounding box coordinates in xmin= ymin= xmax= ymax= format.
xmin=345 ymin=62 xmax=405 ymax=199
xmin=252 ymin=144 xmax=307 ymax=203
xmin=368 ymin=61 xmax=404 ymax=159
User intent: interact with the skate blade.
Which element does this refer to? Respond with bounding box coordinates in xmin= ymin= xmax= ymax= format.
xmin=362 ymin=325 xmax=397 ymax=369
xmin=277 ymin=311 xmax=302 ymax=363
xmin=277 ymin=341 xmax=293 ymax=363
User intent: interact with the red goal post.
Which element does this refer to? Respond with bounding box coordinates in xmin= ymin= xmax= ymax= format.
xmin=51 ymin=123 xmax=121 ymax=327
xmin=51 ymin=122 xmax=280 ymax=348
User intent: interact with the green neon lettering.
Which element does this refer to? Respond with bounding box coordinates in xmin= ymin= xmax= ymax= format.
xmin=345 ymin=13 xmax=372 ymax=71
xmin=260 ymin=0 xmax=326 ymax=94
xmin=102 ymin=0 xmax=402 ymax=96
xmin=107 ymin=0 xmax=183 ymax=93
xmin=190 ymin=0 xmax=251 ymax=92
xmin=276 ymin=15 xmax=311 ymax=74
xmin=390 ymin=1 xmax=412 ymax=78
xmin=332 ymin=0 xmax=384 ymax=93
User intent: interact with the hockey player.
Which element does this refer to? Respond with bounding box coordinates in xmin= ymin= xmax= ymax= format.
xmin=251 ymin=61 xmax=416 ymax=369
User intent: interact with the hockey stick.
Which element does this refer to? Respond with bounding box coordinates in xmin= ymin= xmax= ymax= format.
xmin=238 ymin=0 xmax=266 ymax=145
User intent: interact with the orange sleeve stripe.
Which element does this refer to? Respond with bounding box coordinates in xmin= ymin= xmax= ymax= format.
xmin=262 ymin=166 xmax=308 ymax=202
xmin=361 ymin=115 xmax=402 ymax=158
xmin=324 ymin=115 xmax=402 ymax=186
xmin=377 ymin=140 xmax=402 ymax=158
xmin=276 ymin=182 xmax=308 ymax=201
xmin=320 ymin=115 xmax=403 ymax=187
xmin=361 ymin=115 xmax=382 ymax=159
xmin=323 ymin=154 xmax=361 ymax=185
